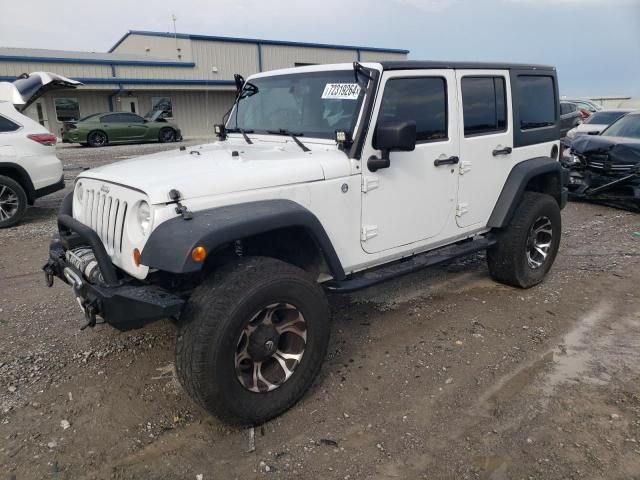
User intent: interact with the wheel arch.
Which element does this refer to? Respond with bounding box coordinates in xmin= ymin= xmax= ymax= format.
xmin=139 ymin=199 xmax=346 ymax=281
xmin=0 ymin=162 xmax=36 ymax=204
xmin=488 ymin=157 xmax=567 ymax=229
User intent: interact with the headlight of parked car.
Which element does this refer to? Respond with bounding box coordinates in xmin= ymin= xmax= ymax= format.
xmin=137 ymin=201 xmax=151 ymax=236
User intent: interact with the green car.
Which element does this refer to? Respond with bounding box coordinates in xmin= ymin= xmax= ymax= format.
xmin=62 ymin=111 xmax=182 ymax=147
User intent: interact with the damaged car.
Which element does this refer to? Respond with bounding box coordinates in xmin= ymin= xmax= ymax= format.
xmin=565 ymin=111 xmax=640 ymax=211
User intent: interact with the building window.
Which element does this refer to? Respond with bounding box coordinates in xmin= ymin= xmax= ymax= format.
xmin=461 ymin=77 xmax=507 ymax=136
xmin=375 ymin=77 xmax=448 ymax=144
xmin=54 ymin=98 xmax=80 ymax=122
xmin=518 ymin=76 xmax=556 ymax=130
xmin=150 ymin=97 xmax=173 ymax=118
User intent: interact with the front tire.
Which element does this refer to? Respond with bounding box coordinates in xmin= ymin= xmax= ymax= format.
xmin=175 ymin=257 xmax=330 ymax=425
xmin=158 ymin=127 xmax=176 ymax=143
xmin=487 ymin=192 xmax=561 ymax=288
xmin=0 ymin=175 xmax=27 ymax=228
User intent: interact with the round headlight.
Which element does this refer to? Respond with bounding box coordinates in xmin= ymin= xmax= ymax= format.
xmin=137 ymin=201 xmax=151 ymax=236
xmin=76 ymin=182 xmax=83 ymax=202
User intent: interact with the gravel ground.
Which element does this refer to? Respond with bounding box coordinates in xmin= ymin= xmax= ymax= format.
xmin=1 ymin=142 xmax=639 ymax=480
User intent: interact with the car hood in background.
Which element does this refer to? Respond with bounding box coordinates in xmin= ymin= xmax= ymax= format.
xmin=0 ymin=72 xmax=82 ymax=111
xmin=77 ymin=139 xmax=351 ymax=204
xmin=571 ymin=134 xmax=640 ymax=166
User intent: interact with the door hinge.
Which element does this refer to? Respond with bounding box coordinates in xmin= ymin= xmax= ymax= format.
xmin=362 ymin=176 xmax=379 ymax=193
xmin=361 ymin=225 xmax=378 ymax=241
xmin=456 ymin=203 xmax=469 ymax=217
xmin=459 ymin=161 xmax=472 ymax=175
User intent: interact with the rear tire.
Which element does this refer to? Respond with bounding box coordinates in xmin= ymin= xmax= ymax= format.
xmin=87 ymin=130 xmax=108 ymax=148
xmin=175 ymin=257 xmax=330 ymax=425
xmin=0 ymin=175 xmax=27 ymax=228
xmin=487 ymin=192 xmax=561 ymax=288
xmin=158 ymin=127 xmax=176 ymax=143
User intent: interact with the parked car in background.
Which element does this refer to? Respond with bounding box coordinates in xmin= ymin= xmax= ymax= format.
xmin=566 ymin=109 xmax=636 ymax=140
xmin=0 ymin=72 xmax=81 ymax=227
xmin=560 ymin=101 xmax=582 ymax=137
xmin=62 ymin=111 xmax=182 ymax=147
xmin=565 ymin=111 xmax=640 ymax=211
xmin=563 ymin=98 xmax=603 ymax=113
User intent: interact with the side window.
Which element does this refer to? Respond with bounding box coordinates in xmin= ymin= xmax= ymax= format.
xmin=461 ymin=76 xmax=507 ymax=136
xmin=560 ymin=103 xmax=570 ymax=115
xmin=376 ymin=77 xmax=447 ymax=143
xmin=122 ymin=113 xmax=144 ymax=123
xmin=0 ymin=115 xmax=20 ymax=132
xmin=54 ymin=98 xmax=80 ymax=122
xmin=101 ymin=114 xmax=129 ymax=123
xmin=518 ymin=76 xmax=556 ymax=130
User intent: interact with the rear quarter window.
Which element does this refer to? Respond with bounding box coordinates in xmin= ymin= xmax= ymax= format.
xmin=0 ymin=114 xmax=20 ymax=132
xmin=518 ymin=76 xmax=557 ymax=130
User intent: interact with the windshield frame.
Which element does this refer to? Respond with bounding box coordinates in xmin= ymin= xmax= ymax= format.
xmin=225 ymin=68 xmax=371 ymax=143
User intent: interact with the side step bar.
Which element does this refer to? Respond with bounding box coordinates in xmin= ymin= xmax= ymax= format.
xmin=325 ymin=236 xmax=496 ymax=293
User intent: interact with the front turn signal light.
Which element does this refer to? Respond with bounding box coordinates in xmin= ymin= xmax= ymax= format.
xmin=191 ymin=245 xmax=206 ymax=262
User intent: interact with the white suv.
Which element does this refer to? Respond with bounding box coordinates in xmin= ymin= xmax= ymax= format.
xmin=45 ymin=61 xmax=568 ymax=424
xmin=0 ymin=72 xmax=80 ymax=227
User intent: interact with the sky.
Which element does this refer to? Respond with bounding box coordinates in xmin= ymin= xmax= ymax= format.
xmin=1 ymin=0 xmax=639 ymax=96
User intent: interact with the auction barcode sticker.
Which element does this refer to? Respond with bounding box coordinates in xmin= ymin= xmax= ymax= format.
xmin=321 ymin=83 xmax=361 ymax=100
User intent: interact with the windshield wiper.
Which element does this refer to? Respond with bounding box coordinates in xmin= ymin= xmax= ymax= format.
xmin=266 ymin=129 xmax=310 ymax=152
xmin=227 ymin=127 xmax=253 ymax=145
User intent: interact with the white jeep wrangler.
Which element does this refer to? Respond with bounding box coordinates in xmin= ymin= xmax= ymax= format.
xmin=45 ymin=61 xmax=567 ymax=424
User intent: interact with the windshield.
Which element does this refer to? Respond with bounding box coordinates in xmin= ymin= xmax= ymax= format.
xmin=585 ymin=111 xmax=628 ymax=125
xmin=227 ymin=70 xmax=366 ymax=139
xmin=601 ymin=114 xmax=640 ymax=139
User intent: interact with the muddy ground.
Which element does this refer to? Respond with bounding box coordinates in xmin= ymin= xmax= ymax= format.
xmin=1 ymin=142 xmax=639 ymax=480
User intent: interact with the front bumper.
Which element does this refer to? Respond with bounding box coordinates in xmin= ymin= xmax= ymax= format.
xmin=44 ymin=198 xmax=185 ymax=330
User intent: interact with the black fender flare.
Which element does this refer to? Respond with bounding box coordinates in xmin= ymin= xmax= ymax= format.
xmin=139 ymin=199 xmax=346 ymax=279
xmin=0 ymin=162 xmax=36 ymax=203
xmin=488 ymin=157 xmax=568 ymax=228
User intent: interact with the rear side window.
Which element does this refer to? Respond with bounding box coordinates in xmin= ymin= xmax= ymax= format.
xmin=0 ymin=115 xmax=20 ymax=132
xmin=461 ymin=77 xmax=507 ymax=136
xmin=518 ymin=76 xmax=556 ymax=130
xmin=376 ymin=77 xmax=448 ymax=143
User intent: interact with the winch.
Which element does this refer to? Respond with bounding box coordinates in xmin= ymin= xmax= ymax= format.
xmin=65 ymin=247 xmax=105 ymax=284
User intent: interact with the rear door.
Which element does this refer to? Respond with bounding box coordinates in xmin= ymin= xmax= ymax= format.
xmin=455 ymin=70 xmax=513 ymax=228
xmin=120 ymin=113 xmax=149 ymax=140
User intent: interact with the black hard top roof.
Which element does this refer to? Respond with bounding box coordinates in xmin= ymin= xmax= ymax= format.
xmin=380 ymin=61 xmax=555 ymax=71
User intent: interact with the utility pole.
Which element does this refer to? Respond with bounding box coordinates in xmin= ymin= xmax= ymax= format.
xmin=171 ymin=14 xmax=181 ymax=59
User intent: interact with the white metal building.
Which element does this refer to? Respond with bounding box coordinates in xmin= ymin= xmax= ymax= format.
xmin=0 ymin=31 xmax=408 ymax=138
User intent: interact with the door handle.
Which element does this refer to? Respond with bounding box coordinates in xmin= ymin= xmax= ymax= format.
xmin=492 ymin=146 xmax=512 ymax=156
xmin=433 ymin=155 xmax=459 ymax=167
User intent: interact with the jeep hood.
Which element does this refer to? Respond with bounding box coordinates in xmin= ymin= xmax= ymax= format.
xmin=0 ymin=72 xmax=82 ymax=111
xmin=78 ymin=139 xmax=351 ymax=204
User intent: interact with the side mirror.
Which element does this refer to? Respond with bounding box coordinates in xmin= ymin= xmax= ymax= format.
xmin=234 ymin=74 xmax=245 ymax=96
xmin=368 ymin=121 xmax=416 ymax=172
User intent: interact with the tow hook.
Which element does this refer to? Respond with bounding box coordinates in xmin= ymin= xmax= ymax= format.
xmin=80 ymin=300 xmax=100 ymax=330
xmin=43 ymin=263 xmax=55 ymax=287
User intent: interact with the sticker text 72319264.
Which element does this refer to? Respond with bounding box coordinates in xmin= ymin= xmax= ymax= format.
xmin=321 ymin=83 xmax=361 ymax=100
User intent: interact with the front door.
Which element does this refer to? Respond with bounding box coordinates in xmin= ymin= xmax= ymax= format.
xmin=360 ymin=70 xmax=460 ymax=254
xmin=455 ymin=70 xmax=513 ymax=227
